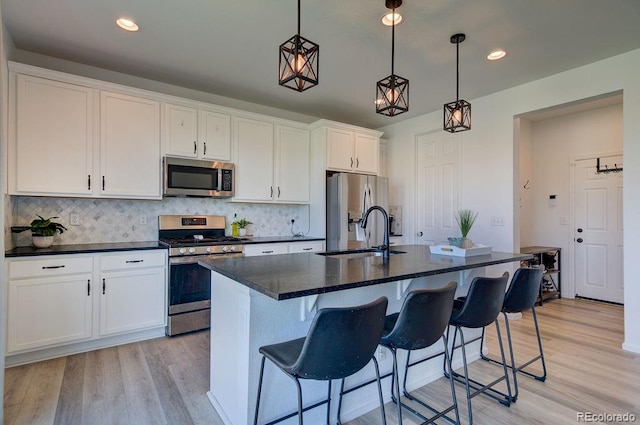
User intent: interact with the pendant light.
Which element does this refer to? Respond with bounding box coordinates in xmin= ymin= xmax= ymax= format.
xmin=443 ymin=33 xmax=471 ymax=132
xmin=376 ymin=0 xmax=408 ymax=116
xmin=279 ymin=0 xmax=319 ymax=92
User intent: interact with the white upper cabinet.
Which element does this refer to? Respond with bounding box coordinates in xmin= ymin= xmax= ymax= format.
xmin=234 ymin=118 xmax=310 ymax=204
xmin=9 ymin=68 xmax=162 ymax=199
xmin=274 ymin=125 xmax=310 ymax=203
xmin=100 ymin=92 xmax=161 ymax=199
xmin=11 ymin=74 xmax=95 ymax=196
xmin=234 ymin=117 xmax=274 ymax=202
xmin=312 ymin=120 xmax=382 ymax=175
xmin=163 ymin=102 xmax=231 ymax=161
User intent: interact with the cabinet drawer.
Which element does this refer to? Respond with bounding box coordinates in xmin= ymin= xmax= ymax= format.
xmin=8 ymin=256 xmax=93 ymax=279
xmin=99 ymin=251 xmax=166 ymax=271
xmin=289 ymin=241 xmax=324 ymax=253
xmin=244 ymin=244 xmax=289 ymax=257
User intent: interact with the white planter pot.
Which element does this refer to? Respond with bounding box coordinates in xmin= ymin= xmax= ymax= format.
xmin=239 ymin=228 xmax=247 ymax=237
xmin=32 ymin=235 xmax=54 ymax=248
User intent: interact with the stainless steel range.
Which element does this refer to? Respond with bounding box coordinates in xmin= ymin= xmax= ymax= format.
xmin=159 ymin=215 xmax=243 ymax=336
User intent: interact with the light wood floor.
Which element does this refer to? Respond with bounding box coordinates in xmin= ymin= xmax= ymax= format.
xmin=4 ymin=299 xmax=639 ymax=425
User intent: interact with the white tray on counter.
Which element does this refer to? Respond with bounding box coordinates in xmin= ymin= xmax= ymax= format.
xmin=429 ymin=244 xmax=492 ymax=257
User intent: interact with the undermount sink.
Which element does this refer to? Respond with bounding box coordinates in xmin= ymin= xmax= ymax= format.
xmin=316 ymin=248 xmax=406 ymax=259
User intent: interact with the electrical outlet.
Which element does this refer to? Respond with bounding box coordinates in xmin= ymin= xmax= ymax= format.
xmin=491 ymin=216 xmax=505 ymax=226
xmin=139 ymin=215 xmax=148 ymax=225
xmin=70 ymin=214 xmax=80 ymax=226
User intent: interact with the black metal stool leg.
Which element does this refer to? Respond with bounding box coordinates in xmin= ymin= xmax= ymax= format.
xmin=442 ymin=334 xmax=461 ymax=425
xmin=254 ymin=356 xmax=267 ymax=425
xmin=457 ymin=327 xmax=474 ymax=425
xmin=294 ymin=377 xmax=303 ymax=425
xmin=502 ymin=311 xmax=520 ymax=401
xmin=326 ymin=380 xmax=332 ymax=425
xmin=530 ymin=306 xmax=548 ymax=381
xmin=371 ymin=356 xmax=387 ymax=425
xmin=390 ymin=347 xmax=403 ymax=425
xmin=494 ymin=319 xmax=513 ymax=406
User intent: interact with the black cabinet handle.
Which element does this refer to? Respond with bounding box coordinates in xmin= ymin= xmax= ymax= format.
xmin=102 ymin=278 xmax=106 ymax=294
xmin=87 ymin=279 xmax=91 ymax=296
xmin=203 ymin=142 xmax=207 ymax=155
xmin=194 ymin=141 xmax=197 ymax=154
xmin=262 ymin=250 xmax=274 ymax=254
xmin=303 ymin=248 xmax=313 ymax=251
xmin=42 ymin=265 xmax=65 ymax=269
xmin=356 ymin=158 xmax=360 ymax=168
xmin=126 ymin=260 xmax=144 ymax=264
xmin=88 ymin=174 xmax=91 ymax=190
xmin=270 ymin=186 xmax=273 ymax=197
xmin=277 ymin=187 xmax=281 ymax=198
xmin=350 ymin=157 xmax=354 ymax=167
xmin=102 ymin=176 xmax=105 ymax=191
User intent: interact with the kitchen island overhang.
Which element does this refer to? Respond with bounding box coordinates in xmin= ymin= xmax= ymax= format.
xmin=199 ymin=245 xmax=530 ymax=425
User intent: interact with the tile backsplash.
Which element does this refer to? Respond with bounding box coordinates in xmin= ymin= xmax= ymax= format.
xmin=7 ymin=196 xmax=310 ymax=249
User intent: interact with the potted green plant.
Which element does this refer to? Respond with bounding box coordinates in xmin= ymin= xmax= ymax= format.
xmin=233 ymin=218 xmax=253 ymax=237
xmin=448 ymin=209 xmax=478 ymax=249
xmin=11 ymin=215 xmax=68 ymax=248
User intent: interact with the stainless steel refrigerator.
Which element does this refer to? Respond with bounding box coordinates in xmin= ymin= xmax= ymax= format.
xmin=326 ymin=172 xmax=389 ymax=251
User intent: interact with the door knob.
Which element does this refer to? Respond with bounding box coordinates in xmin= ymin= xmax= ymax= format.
xmin=576 ymin=238 xmax=584 ymax=243
xmin=417 ymin=231 xmax=423 ymax=237
xmin=577 ymin=228 xmax=583 ymax=233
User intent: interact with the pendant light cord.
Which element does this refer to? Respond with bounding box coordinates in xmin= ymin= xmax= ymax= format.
xmin=297 ymin=0 xmax=301 ymax=36
xmin=391 ymin=5 xmax=395 ymax=76
xmin=456 ymin=39 xmax=460 ymax=101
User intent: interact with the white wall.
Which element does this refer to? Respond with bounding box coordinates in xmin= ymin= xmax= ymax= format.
xmin=381 ymin=49 xmax=640 ymax=352
xmin=517 ymin=119 xmax=534 ymax=247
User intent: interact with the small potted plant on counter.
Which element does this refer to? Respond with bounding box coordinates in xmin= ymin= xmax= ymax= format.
xmin=448 ymin=209 xmax=478 ymax=249
xmin=234 ymin=218 xmax=253 ymax=237
xmin=11 ymin=215 xmax=68 ymax=248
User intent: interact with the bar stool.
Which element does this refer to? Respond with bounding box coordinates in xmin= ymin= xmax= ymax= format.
xmin=480 ymin=267 xmax=547 ymax=401
xmin=379 ymin=281 xmax=460 ymax=425
xmin=445 ymin=273 xmax=512 ymax=425
xmin=253 ymin=296 xmax=389 ymax=425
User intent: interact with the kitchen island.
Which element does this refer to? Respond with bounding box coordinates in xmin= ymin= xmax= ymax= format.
xmin=199 ymin=245 xmax=529 ymax=425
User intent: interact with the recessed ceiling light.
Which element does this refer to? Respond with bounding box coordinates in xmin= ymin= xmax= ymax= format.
xmin=381 ymin=12 xmax=402 ymax=26
xmin=487 ymin=50 xmax=506 ymax=61
xmin=116 ymin=17 xmax=139 ymax=32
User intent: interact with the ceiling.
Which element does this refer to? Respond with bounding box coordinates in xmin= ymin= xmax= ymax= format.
xmin=2 ymin=0 xmax=640 ymax=129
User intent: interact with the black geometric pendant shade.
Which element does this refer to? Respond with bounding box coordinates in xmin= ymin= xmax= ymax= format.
xmin=444 ymin=33 xmax=471 ymax=132
xmin=279 ymin=0 xmax=319 ymax=92
xmin=376 ymin=0 xmax=408 ymax=117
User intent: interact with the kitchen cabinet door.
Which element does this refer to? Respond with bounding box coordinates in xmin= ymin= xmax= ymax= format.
xmin=7 ymin=274 xmax=94 ymax=353
xmin=11 ymin=74 xmax=94 ymax=196
xmin=99 ymin=268 xmax=166 ymax=336
xmin=163 ymin=103 xmax=199 ymax=158
xmin=354 ymin=133 xmax=379 ymax=174
xmin=100 ymin=91 xmax=161 ymax=199
xmin=200 ymin=109 xmax=231 ymax=160
xmin=288 ymin=241 xmax=325 ymax=253
xmin=275 ymin=125 xmax=310 ymax=203
xmin=326 ymin=127 xmax=355 ymax=172
xmin=163 ymin=103 xmax=231 ymax=161
xmin=234 ymin=117 xmax=274 ymax=201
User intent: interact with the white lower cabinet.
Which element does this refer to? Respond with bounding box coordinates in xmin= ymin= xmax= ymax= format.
xmin=5 ymin=250 xmax=167 ymax=357
xmin=243 ymin=241 xmax=325 ymax=257
xmin=7 ymin=272 xmax=94 ymax=353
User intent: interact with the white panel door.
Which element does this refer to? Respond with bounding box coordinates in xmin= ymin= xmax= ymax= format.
xmin=234 ymin=117 xmax=274 ymax=201
xmin=354 ymin=133 xmax=379 ymax=174
xmin=275 ymin=125 xmax=309 ymax=203
xmin=99 ymin=268 xmax=166 ymax=336
xmin=200 ymin=109 xmax=231 ymax=160
xmin=415 ymin=131 xmax=460 ymax=245
xmin=164 ymin=103 xmax=199 ymax=158
xmin=7 ymin=274 xmax=93 ymax=352
xmin=573 ymin=157 xmax=624 ymax=303
xmin=100 ymin=92 xmax=161 ymax=198
xmin=14 ymin=74 xmax=94 ymax=196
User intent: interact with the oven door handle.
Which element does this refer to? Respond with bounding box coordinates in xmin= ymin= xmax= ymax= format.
xmin=169 ymin=253 xmax=244 ymax=265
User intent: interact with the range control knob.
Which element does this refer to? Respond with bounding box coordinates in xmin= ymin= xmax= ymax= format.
xmin=179 ymin=248 xmax=186 ymax=255
xmin=205 ymin=247 xmax=212 ymax=253
xmin=222 ymin=246 xmax=229 ymax=252
xmin=230 ymin=246 xmax=236 ymax=252
xmin=188 ymin=247 xmax=196 ymax=254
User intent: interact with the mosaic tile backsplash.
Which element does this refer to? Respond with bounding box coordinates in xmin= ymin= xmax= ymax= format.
xmin=7 ymin=196 xmax=310 ymax=249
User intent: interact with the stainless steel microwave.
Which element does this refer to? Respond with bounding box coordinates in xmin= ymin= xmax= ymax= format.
xmin=163 ymin=157 xmax=234 ymax=198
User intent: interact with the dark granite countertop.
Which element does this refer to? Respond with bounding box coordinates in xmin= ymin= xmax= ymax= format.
xmin=199 ymin=244 xmax=531 ymax=300
xmin=5 ymin=241 xmax=166 ymax=257
xmin=237 ymin=236 xmax=324 ymax=244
